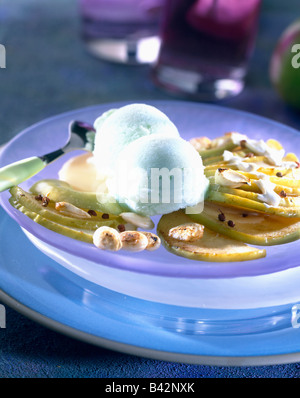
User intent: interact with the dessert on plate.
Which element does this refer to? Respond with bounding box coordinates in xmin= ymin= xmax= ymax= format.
xmin=8 ymin=103 xmax=300 ymax=262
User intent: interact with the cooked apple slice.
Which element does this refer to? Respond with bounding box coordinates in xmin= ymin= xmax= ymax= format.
xmin=193 ymin=133 xmax=246 ymax=160
xmin=259 ymin=167 xmax=300 ymax=180
xmin=206 ymin=186 xmax=300 ymax=217
xmin=202 ymin=150 xmax=257 ymax=166
xmin=9 ymin=186 xmax=123 ymax=230
xmin=9 ymin=201 xmax=95 ymax=243
xmin=210 ymin=169 xmax=300 ymax=187
xmin=30 ymin=179 xmax=125 ymax=215
xmin=202 ymin=149 xmax=252 ymax=166
xmin=188 ymin=202 xmax=300 ymax=246
xmin=214 ymin=168 xmax=250 ymax=188
xmin=157 ymin=210 xmax=266 ymax=262
xmin=198 ymin=142 xmax=238 ymax=160
xmin=284 ymin=152 xmax=299 ymax=162
xmin=197 ymin=132 xmax=262 ymax=160
xmin=237 ymin=180 xmax=300 ymax=196
xmin=266 ymin=138 xmax=283 ymax=150
xmin=206 ymin=170 xmax=300 ymax=195
xmin=189 ymin=136 xmax=211 ymax=151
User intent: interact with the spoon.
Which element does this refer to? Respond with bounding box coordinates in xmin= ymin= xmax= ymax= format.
xmin=0 ymin=120 xmax=95 ymax=192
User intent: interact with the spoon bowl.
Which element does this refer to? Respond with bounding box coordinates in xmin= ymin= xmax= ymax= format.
xmin=0 ymin=120 xmax=95 ymax=193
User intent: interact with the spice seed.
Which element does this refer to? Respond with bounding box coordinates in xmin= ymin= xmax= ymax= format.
xmin=42 ymin=197 xmax=50 ymax=207
xmin=227 ymin=220 xmax=235 ymax=227
xmin=279 ymin=190 xmax=287 ymax=198
xmin=118 ymin=224 xmax=126 ymax=232
xmin=218 ymin=211 xmax=226 ymax=222
xmin=88 ymin=210 xmax=97 ymax=216
xmin=101 ymin=213 xmax=109 ymax=219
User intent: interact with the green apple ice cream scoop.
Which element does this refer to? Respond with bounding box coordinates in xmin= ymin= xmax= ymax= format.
xmin=0 ymin=120 xmax=95 ymax=192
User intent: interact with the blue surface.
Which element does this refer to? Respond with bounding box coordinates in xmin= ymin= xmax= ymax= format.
xmin=1 ymin=0 xmax=300 ymax=378
xmin=1 ymin=199 xmax=300 ymax=376
xmin=2 ymin=200 xmax=300 ymax=363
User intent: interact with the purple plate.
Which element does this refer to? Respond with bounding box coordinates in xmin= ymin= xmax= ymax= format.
xmin=0 ymin=100 xmax=299 ymax=279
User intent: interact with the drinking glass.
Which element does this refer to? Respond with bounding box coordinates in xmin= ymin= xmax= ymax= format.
xmin=152 ymin=0 xmax=262 ymax=100
xmin=79 ymin=0 xmax=164 ymax=64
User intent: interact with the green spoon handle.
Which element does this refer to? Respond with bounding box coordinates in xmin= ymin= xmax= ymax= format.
xmin=0 ymin=156 xmax=46 ymax=192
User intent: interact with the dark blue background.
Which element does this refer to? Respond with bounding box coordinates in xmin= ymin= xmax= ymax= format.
xmin=0 ymin=0 xmax=300 ymax=378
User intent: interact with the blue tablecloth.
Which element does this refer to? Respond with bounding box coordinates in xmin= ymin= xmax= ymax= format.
xmin=1 ymin=0 xmax=300 ymax=378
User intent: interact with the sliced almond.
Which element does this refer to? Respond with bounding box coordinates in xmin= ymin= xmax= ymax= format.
xmin=119 ymin=231 xmax=148 ymax=252
xmin=214 ymin=168 xmax=250 ymax=188
xmin=120 ymin=212 xmax=154 ymax=230
xmin=189 ymin=136 xmax=211 ymax=151
xmin=93 ymin=226 xmax=122 ymax=251
xmin=224 ymin=132 xmax=248 ymax=146
xmin=208 ymin=132 xmax=248 ymax=149
xmin=209 ymin=135 xmax=230 ymax=149
xmin=141 ymin=232 xmax=161 ymax=251
xmin=55 ymin=201 xmax=92 ymax=219
xmin=168 ymin=223 xmax=204 ymax=242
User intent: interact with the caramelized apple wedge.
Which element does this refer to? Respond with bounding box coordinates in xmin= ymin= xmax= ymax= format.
xmin=9 ymin=186 xmax=123 ymax=230
xmin=157 ymin=210 xmax=266 ymax=262
xmin=9 ymin=201 xmax=95 ymax=243
xmin=30 ymin=179 xmax=125 ymax=215
xmin=188 ymin=202 xmax=300 ymax=246
xmin=206 ymin=187 xmax=300 ymax=217
xmin=190 ymin=132 xmax=245 ymax=159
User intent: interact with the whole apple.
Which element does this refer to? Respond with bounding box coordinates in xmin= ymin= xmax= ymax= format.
xmin=270 ymin=19 xmax=300 ymax=109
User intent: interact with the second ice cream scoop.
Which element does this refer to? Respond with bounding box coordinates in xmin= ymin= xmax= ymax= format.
xmin=107 ymin=134 xmax=209 ymax=216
